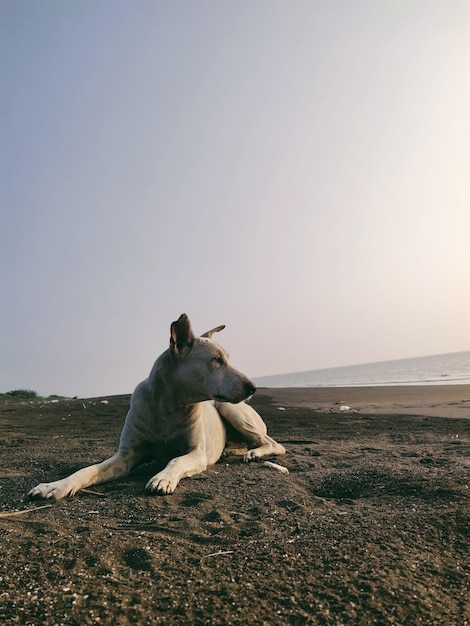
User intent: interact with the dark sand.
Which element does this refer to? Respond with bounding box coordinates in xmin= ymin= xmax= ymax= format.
xmin=1 ymin=386 xmax=469 ymax=625
xmin=262 ymin=385 xmax=470 ymax=418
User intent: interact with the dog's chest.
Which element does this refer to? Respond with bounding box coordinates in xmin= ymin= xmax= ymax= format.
xmin=128 ymin=402 xmax=198 ymax=446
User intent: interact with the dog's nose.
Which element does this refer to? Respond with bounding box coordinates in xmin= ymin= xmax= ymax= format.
xmin=245 ymin=381 xmax=256 ymax=396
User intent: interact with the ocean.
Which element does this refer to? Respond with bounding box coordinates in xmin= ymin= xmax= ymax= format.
xmin=253 ymin=350 xmax=470 ymax=388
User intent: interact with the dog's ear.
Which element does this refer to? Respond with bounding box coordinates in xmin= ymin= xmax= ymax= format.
xmin=170 ymin=314 xmax=195 ymax=356
xmin=201 ymin=324 xmax=225 ymax=339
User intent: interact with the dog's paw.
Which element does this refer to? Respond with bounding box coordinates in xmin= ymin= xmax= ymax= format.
xmin=243 ymin=441 xmax=286 ymax=462
xmin=146 ymin=473 xmax=178 ymax=495
xmin=28 ymin=481 xmax=72 ymax=500
xmin=243 ymin=449 xmax=262 ymax=462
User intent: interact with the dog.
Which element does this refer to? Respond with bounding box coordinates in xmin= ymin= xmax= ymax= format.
xmin=28 ymin=314 xmax=285 ymax=499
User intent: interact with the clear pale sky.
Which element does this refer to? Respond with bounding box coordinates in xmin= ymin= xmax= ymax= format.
xmin=2 ymin=1 xmax=469 ymax=398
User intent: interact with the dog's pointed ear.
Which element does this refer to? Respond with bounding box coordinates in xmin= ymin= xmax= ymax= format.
xmin=201 ymin=324 xmax=225 ymax=339
xmin=170 ymin=314 xmax=195 ymax=356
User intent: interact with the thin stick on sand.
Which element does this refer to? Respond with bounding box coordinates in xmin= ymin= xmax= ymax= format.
xmin=0 ymin=504 xmax=53 ymax=518
xmin=200 ymin=550 xmax=234 ymax=563
xmin=81 ymin=488 xmax=107 ymax=497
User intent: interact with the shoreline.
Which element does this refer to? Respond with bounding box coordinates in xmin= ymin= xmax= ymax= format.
xmin=256 ymin=384 xmax=470 ymax=419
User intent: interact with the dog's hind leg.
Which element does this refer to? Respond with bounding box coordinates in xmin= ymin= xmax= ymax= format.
xmin=28 ymin=450 xmax=141 ymax=500
xmin=215 ymin=401 xmax=286 ymax=462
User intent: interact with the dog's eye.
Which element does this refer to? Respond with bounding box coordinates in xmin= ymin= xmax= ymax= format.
xmin=212 ymin=355 xmax=224 ymax=365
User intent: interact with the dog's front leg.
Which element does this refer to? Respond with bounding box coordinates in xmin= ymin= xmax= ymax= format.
xmin=28 ymin=450 xmax=140 ymax=500
xmin=146 ymin=446 xmax=207 ymax=495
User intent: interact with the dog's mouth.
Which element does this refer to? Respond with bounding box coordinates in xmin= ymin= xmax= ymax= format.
xmin=213 ymin=394 xmax=231 ymax=402
xmin=214 ymin=393 xmax=253 ymax=404
xmin=212 ymin=381 xmax=256 ymax=404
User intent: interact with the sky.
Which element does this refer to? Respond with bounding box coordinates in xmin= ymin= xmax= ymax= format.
xmin=2 ymin=1 xmax=469 ymax=398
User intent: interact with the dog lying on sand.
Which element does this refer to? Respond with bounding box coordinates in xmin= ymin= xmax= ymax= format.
xmin=29 ymin=314 xmax=285 ymax=499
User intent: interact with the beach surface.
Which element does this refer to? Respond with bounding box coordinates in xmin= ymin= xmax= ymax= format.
xmin=1 ymin=385 xmax=469 ymax=625
xmin=261 ymin=384 xmax=470 ymax=418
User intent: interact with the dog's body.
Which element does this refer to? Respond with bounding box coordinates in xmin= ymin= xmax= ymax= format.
xmin=29 ymin=314 xmax=285 ymax=500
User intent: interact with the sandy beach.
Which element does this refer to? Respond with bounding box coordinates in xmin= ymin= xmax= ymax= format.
xmin=261 ymin=384 xmax=470 ymax=418
xmin=1 ymin=385 xmax=469 ymax=625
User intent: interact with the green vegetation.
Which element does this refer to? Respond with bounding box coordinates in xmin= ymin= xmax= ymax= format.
xmin=0 ymin=389 xmax=68 ymax=402
xmin=2 ymin=389 xmax=41 ymax=400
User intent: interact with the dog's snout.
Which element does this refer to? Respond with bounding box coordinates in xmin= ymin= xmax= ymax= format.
xmin=245 ymin=381 xmax=256 ymax=397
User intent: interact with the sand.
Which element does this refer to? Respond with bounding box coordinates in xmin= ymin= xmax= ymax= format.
xmin=260 ymin=384 xmax=470 ymax=418
xmin=1 ymin=386 xmax=469 ymax=625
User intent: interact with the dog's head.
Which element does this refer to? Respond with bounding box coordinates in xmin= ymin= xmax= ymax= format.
xmin=169 ymin=314 xmax=256 ymax=404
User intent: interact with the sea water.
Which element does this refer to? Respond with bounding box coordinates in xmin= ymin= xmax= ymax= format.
xmin=254 ymin=350 xmax=470 ymax=388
